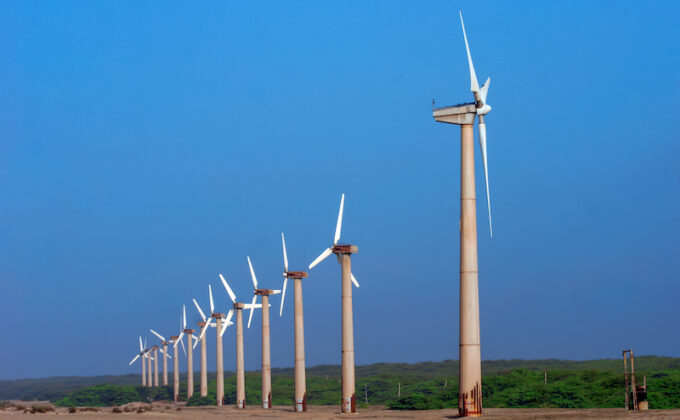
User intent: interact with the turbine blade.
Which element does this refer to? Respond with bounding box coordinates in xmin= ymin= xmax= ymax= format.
xmin=139 ymin=336 xmax=144 ymax=353
xmin=334 ymin=193 xmax=345 ymax=245
xmin=180 ymin=336 xmax=186 ymax=356
xmin=247 ymin=295 xmax=257 ymax=328
xmin=209 ymin=284 xmax=215 ymax=314
xmin=129 ymin=354 xmax=140 ymax=365
xmin=199 ymin=317 xmax=212 ymax=341
xmin=351 ymin=273 xmax=360 ymax=288
xmin=144 ymin=337 xmax=147 ymax=350
xmin=247 ymin=256 xmax=258 ymax=290
xmin=279 ymin=278 xmax=287 ymax=317
xmin=281 ymin=232 xmax=289 ymax=272
xmin=150 ymin=329 xmax=166 ymax=342
xmin=183 ymin=305 xmax=187 ymax=329
xmin=309 ymin=247 xmax=333 ymax=269
xmin=193 ymin=298 xmax=207 ymax=322
xmin=219 ymin=274 xmax=237 ymax=303
xmin=220 ymin=310 xmax=234 ymax=337
xmin=478 ymin=121 xmax=493 ymax=237
xmin=459 ymin=11 xmax=481 ymax=96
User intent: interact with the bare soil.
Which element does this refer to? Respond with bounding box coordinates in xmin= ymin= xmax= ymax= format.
xmin=2 ymin=404 xmax=679 ymax=419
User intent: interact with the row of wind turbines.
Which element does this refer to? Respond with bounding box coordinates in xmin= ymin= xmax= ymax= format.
xmin=128 ymin=10 xmax=493 ymax=417
xmin=128 ymin=194 xmax=362 ymax=413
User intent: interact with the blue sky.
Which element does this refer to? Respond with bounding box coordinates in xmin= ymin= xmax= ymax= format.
xmin=1 ymin=1 xmax=679 ymax=379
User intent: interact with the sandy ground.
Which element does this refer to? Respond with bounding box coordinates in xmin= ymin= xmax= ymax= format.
xmin=2 ymin=404 xmax=680 ymax=419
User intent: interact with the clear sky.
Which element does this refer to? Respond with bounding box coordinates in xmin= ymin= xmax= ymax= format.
xmin=1 ymin=1 xmax=679 ymax=380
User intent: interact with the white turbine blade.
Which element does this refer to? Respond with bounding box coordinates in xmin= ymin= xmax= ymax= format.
xmin=479 ymin=77 xmax=491 ymax=104
xmin=459 ymin=11 xmax=481 ymax=98
xmin=199 ymin=317 xmax=212 ymax=341
xmin=167 ymin=353 xmax=172 ymax=359
xmin=150 ymin=329 xmax=166 ymax=342
xmin=220 ymin=310 xmax=234 ymax=337
xmin=129 ymin=354 xmax=140 ymax=365
xmin=281 ymin=232 xmax=289 ymax=272
xmin=247 ymin=256 xmax=258 ymax=290
xmin=174 ymin=331 xmax=184 ymax=349
xmin=271 ymin=289 xmax=281 ymax=294
xmin=193 ymin=299 xmax=207 ymax=322
xmin=158 ymin=347 xmax=164 ymax=354
xmin=351 ymin=273 xmax=360 ymax=288
xmin=192 ymin=337 xmax=199 ymax=350
xmin=144 ymin=337 xmax=147 ymax=350
xmin=182 ymin=305 xmax=187 ymax=329
xmin=247 ymin=295 xmax=257 ymax=328
xmin=180 ymin=336 xmax=186 ymax=356
xmin=478 ymin=122 xmax=492 ymax=237
xmin=209 ymin=284 xmax=215 ymax=314
xmin=279 ymin=278 xmax=288 ymax=317
xmin=309 ymin=247 xmax=333 ymax=269
xmin=219 ymin=274 xmax=237 ymax=303
xmin=139 ymin=336 xmax=144 ymax=353
xmin=244 ymin=303 xmax=262 ymax=309
xmin=334 ymin=193 xmax=345 ymax=245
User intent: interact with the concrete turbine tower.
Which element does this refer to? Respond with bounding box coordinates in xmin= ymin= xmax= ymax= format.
xmin=149 ymin=329 xmax=173 ymax=386
xmin=246 ymin=256 xmax=281 ymax=409
xmin=308 ymin=193 xmax=361 ymax=413
xmin=192 ymin=286 xmax=218 ymax=398
xmin=144 ymin=337 xmax=152 ymax=388
xmin=279 ymin=232 xmax=309 ymax=412
xmin=128 ymin=336 xmax=148 ymax=386
xmin=431 ymin=11 xmax=494 ymax=417
xmin=208 ymin=282 xmax=236 ymax=406
xmin=170 ymin=307 xmax=188 ymax=402
xmin=152 ymin=345 xmax=159 ymax=387
xmin=219 ymin=274 xmax=262 ymax=409
xmin=182 ymin=304 xmax=196 ymax=400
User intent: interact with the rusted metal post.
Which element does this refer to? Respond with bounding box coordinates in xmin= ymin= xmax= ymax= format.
xmin=623 ymin=351 xmax=629 ymax=410
xmin=631 ymin=350 xmax=637 ymax=410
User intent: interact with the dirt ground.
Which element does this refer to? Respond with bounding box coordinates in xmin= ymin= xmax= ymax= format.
xmin=2 ymin=404 xmax=680 ymax=419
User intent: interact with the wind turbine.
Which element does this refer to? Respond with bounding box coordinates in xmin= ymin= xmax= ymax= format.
xmin=149 ymin=328 xmax=173 ymax=386
xmin=246 ymin=256 xmax=281 ymax=409
xmin=169 ymin=307 xmax=187 ymax=402
xmin=220 ymin=273 xmax=262 ymax=409
xmin=431 ymin=11 xmax=494 ymax=417
xmin=280 ymin=232 xmax=309 ymax=412
xmin=193 ymin=285 xmax=218 ymax=398
xmin=128 ymin=336 xmax=148 ymax=386
xmin=144 ymin=337 xmax=152 ymax=388
xmin=308 ymin=193 xmax=360 ymax=413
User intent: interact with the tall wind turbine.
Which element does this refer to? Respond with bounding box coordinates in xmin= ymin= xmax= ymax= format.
xmin=246 ymin=256 xmax=281 ymax=409
xmin=128 ymin=336 xmax=148 ymax=386
xmin=193 ymin=286 xmax=218 ymax=398
xmin=308 ymin=193 xmax=360 ymax=413
xmin=280 ymin=232 xmax=309 ymax=412
xmin=169 ymin=307 xmax=187 ymax=402
xmin=149 ymin=328 xmax=173 ymax=386
xmin=152 ymin=345 xmax=159 ymax=387
xmin=220 ymin=273 xmax=262 ymax=409
xmin=431 ymin=11 xmax=494 ymax=417
xmin=144 ymin=337 xmax=152 ymax=388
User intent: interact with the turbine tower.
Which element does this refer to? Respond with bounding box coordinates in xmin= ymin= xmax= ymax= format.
xmin=193 ymin=286 xmax=218 ymax=398
xmin=182 ymin=304 xmax=196 ymax=400
xmin=149 ymin=328 xmax=173 ymax=386
xmin=152 ymin=345 xmax=159 ymax=386
xmin=144 ymin=337 xmax=152 ymax=388
xmin=170 ymin=307 xmax=187 ymax=402
xmin=128 ymin=336 xmax=148 ymax=386
xmin=246 ymin=256 xmax=281 ymax=409
xmin=280 ymin=232 xmax=309 ymax=412
xmin=431 ymin=11 xmax=494 ymax=417
xmin=220 ymin=273 xmax=262 ymax=409
xmin=308 ymin=193 xmax=360 ymax=413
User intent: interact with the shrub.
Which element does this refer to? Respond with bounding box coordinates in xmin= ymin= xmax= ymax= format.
xmin=68 ymin=406 xmax=77 ymax=413
xmin=388 ymin=394 xmax=444 ymax=410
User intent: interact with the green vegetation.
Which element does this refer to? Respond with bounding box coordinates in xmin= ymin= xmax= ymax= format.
xmin=2 ymin=357 xmax=678 ymax=410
